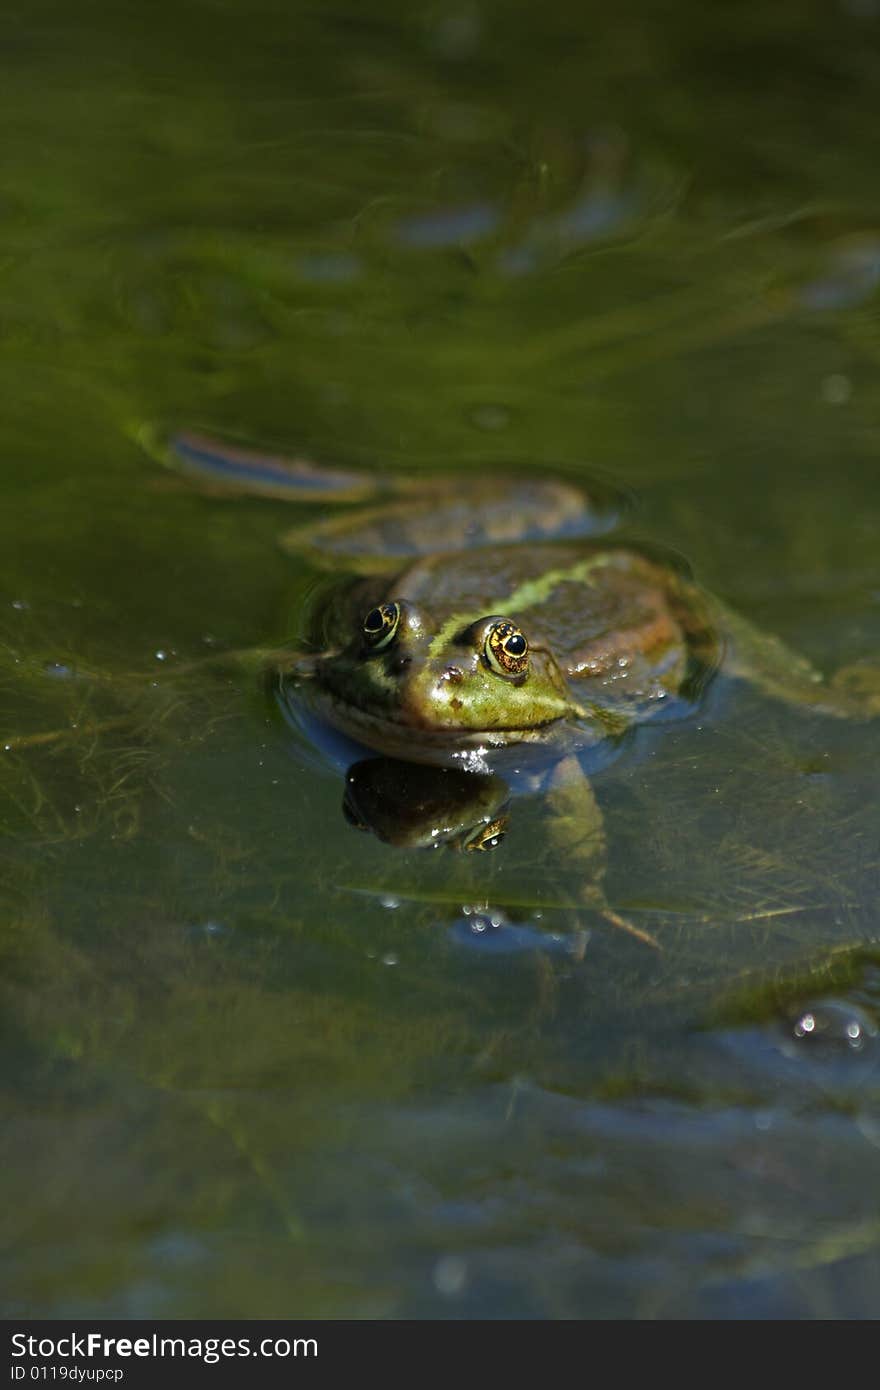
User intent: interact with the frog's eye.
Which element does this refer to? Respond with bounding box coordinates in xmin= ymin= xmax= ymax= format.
xmin=362 ymin=601 xmax=401 ymax=650
xmin=484 ymin=620 xmax=529 ymax=678
xmin=464 ymin=817 xmax=508 ymax=853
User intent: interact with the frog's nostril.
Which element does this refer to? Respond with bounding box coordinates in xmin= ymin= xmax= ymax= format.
xmin=390 ymin=655 xmax=412 ymax=675
xmin=442 ymin=665 xmax=464 ymax=685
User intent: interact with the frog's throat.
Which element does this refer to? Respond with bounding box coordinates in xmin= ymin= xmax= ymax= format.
xmin=425 ymin=553 xmax=615 ymax=657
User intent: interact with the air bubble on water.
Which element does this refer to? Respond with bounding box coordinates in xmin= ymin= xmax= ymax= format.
xmin=450 ymin=907 xmax=574 ymax=955
xmin=44 ymin=661 xmax=74 ymax=680
xmin=11 ymin=599 xmax=28 ymax=611
xmin=380 ymin=895 xmax=400 ymax=910
xmin=433 ymin=1255 xmax=468 ymax=1296
xmin=466 ymin=909 xmax=508 ymax=935
xmin=790 ymin=999 xmax=877 ymax=1051
xmin=155 ymin=650 xmax=168 ymax=662
xmin=382 ymin=952 xmax=398 ymax=967
xmin=187 ymin=920 xmax=227 ymax=943
xmin=821 ymin=373 xmax=852 ymax=405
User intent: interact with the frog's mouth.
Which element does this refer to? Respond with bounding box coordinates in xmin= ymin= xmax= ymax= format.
xmin=283 ymin=674 xmax=571 ymax=766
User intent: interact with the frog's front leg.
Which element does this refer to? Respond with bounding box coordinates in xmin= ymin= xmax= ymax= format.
xmin=543 ymin=755 xmax=661 ymax=951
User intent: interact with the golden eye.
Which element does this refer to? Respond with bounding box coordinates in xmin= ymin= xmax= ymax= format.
xmin=484 ymin=619 xmax=529 ymax=678
xmin=464 ymin=817 xmax=508 ymax=852
xmin=362 ymin=601 xmax=401 ymax=650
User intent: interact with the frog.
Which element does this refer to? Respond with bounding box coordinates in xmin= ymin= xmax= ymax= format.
xmin=149 ymin=427 xmax=880 ymax=950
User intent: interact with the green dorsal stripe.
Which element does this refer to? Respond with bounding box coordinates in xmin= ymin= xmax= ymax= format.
xmin=426 ymin=553 xmax=614 ymax=656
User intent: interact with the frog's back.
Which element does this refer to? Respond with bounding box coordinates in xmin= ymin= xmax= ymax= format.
xmin=383 ymin=541 xmax=721 ymax=718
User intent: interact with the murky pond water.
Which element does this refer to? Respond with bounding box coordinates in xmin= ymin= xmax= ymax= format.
xmin=2 ymin=0 xmax=880 ymax=1319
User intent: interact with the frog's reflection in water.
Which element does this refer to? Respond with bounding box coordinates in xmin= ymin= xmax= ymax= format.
xmin=341 ymin=757 xmax=589 ymax=959
xmin=342 ymin=756 xmax=510 ymax=852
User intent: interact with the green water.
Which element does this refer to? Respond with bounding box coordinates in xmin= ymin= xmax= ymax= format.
xmin=2 ymin=0 xmax=880 ymax=1319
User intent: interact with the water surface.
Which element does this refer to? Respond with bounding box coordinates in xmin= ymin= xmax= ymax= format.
xmin=2 ymin=0 xmax=880 ymax=1319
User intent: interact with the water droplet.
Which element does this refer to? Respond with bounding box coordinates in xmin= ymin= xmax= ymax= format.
xmin=790 ymin=998 xmax=877 ymax=1051
xmin=821 ymin=373 xmax=852 ymax=405
xmin=450 ymin=908 xmax=576 ymax=956
xmin=186 ymin=920 xmax=228 ymax=944
xmin=382 ymin=952 xmax=398 ymax=967
xmin=380 ymin=895 xmax=400 ymax=910
xmin=433 ymin=1255 xmax=468 ymax=1295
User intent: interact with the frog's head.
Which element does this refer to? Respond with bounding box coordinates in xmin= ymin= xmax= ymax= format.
xmin=306 ymin=597 xmax=586 ymax=761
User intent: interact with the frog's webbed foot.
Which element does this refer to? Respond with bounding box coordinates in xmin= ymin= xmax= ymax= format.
xmin=574 ymin=877 xmax=661 ymax=950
